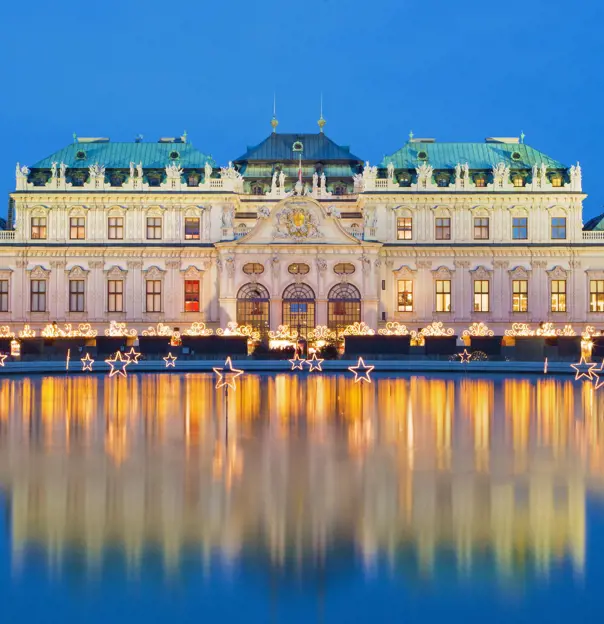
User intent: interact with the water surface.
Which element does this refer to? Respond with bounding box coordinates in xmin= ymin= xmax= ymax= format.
xmin=0 ymin=373 xmax=603 ymax=623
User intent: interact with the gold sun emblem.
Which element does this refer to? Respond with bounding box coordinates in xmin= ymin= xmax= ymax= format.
xmin=292 ymin=210 xmax=306 ymax=228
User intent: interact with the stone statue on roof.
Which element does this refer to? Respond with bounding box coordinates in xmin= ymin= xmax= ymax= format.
xmin=59 ymin=162 xmax=66 ymax=178
xmin=205 ymin=161 xmax=212 ymax=181
xmin=463 ymin=163 xmax=470 ymax=180
xmin=320 ymin=172 xmax=326 ymax=192
xmin=570 ymin=162 xmax=582 ymax=189
xmin=15 ymin=163 xmax=29 ymax=178
xmin=137 ymin=162 xmax=143 ymax=178
xmin=387 ymin=161 xmax=395 ymax=180
xmin=51 ymin=162 xmax=58 ymax=179
xmin=89 ymin=163 xmax=105 ymax=178
xmin=165 ymin=162 xmax=183 ymax=179
xmin=130 ymin=162 xmax=135 ymax=179
xmin=312 ymin=171 xmax=318 ymax=191
xmin=540 ymin=162 xmax=547 ymax=181
xmin=271 ymin=170 xmax=278 ymax=193
xmin=455 ymin=163 xmax=461 ymax=180
xmin=492 ymin=162 xmax=510 ymax=186
xmin=278 ymin=170 xmax=286 ymax=189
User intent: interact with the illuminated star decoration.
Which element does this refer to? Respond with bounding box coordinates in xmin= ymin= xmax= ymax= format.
xmin=592 ymin=359 xmax=604 ymax=389
xmin=124 ymin=347 xmax=142 ymax=364
xmin=459 ymin=349 xmax=472 ymax=364
xmin=289 ymin=353 xmax=306 ymax=370
xmin=306 ymin=352 xmax=324 ymax=372
xmin=348 ymin=356 xmax=375 ymax=384
xmin=105 ymin=351 xmax=130 ymax=378
xmin=81 ymin=353 xmax=94 ymax=371
xmin=570 ymin=356 xmax=597 ymax=381
xmin=0 ymin=353 xmax=7 ymax=367
xmin=213 ymin=356 xmax=244 ymax=390
xmin=163 ymin=352 xmax=177 ymax=368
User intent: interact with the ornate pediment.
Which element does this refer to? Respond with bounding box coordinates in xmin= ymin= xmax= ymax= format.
xmin=66 ymin=265 xmax=89 ymax=278
xmin=470 ymin=265 xmax=493 ymax=280
xmin=105 ymin=265 xmax=127 ymax=278
xmin=181 ymin=265 xmax=204 ymax=280
xmin=431 ymin=265 xmax=454 ymax=279
xmin=547 ymin=265 xmax=568 ymax=279
xmin=29 ymin=265 xmax=50 ymax=279
xmin=393 ymin=264 xmax=417 ymax=278
xmin=143 ymin=265 xmax=166 ymax=280
xmin=228 ymin=197 xmax=359 ymax=245
xmin=509 ymin=265 xmax=531 ymax=279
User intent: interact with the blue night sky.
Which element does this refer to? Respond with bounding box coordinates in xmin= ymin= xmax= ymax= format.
xmin=1 ymin=0 xmax=603 ymax=219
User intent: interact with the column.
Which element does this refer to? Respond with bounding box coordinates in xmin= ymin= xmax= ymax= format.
xmin=530 ymin=260 xmax=548 ymax=322
xmin=492 ymin=260 xmax=510 ymax=323
xmin=50 ymin=260 xmax=67 ymax=321
xmin=88 ymin=260 xmax=105 ymax=322
xmin=165 ymin=259 xmax=181 ymax=321
xmin=453 ymin=260 xmax=470 ymax=321
xmin=127 ymin=260 xmax=143 ymax=321
xmin=416 ymin=260 xmax=433 ymax=325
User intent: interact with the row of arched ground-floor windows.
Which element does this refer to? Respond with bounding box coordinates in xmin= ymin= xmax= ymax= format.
xmin=236 ymin=282 xmax=362 ymax=337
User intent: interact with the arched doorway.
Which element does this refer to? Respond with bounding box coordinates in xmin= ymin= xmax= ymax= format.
xmin=237 ymin=283 xmax=270 ymax=334
xmin=282 ymin=283 xmax=315 ymax=338
xmin=328 ymin=283 xmax=361 ymax=334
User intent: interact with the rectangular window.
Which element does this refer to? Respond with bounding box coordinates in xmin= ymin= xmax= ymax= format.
xmin=473 ymin=280 xmax=489 ymax=312
xmin=30 ymin=279 xmax=46 ymax=312
xmin=185 ymin=217 xmax=200 ymax=240
xmin=551 ymin=280 xmax=567 ymax=312
xmin=397 ymin=280 xmax=413 ymax=312
xmin=0 ymin=280 xmax=8 ymax=312
xmin=590 ymin=280 xmax=604 ymax=312
xmin=396 ymin=217 xmax=412 ymax=240
xmin=474 ymin=217 xmax=489 ymax=240
xmin=435 ymin=280 xmax=451 ymax=312
xmin=69 ymin=279 xmax=85 ymax=312
xmin=108 ymin=216 xmax=124 ymax=240
xmin=435 ymin=217 xmax=451 ymax=240
xmin=184 ymin=280 xmax=200 ymax=312
xmin=551 ymin=217 xmax=567 ymax=240
xmin=70 ymin=217 xmax=85 ymax=240
xmin=146 ymin=217 xmax=162 ymax=240
xmin=146 ymin=280 xmax=162 ymax=312
xmin=107 ymin=280 xmax=123 ymax=312
xmin=512 ymin=280 xmax=528 ymax=312
xmin=31 ymin=217 xmax=47 ymax=240
xmin=512 ymin=217 xmax=528 ymax=240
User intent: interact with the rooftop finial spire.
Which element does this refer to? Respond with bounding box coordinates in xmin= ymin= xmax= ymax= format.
xmin=271 ymin=93 xmax=279 ymax=133
xmin=318 ymin=93 xmax=326 ymax=133
xmin=408 ymin=130 xmax=414 ymax=141
xmin=520 ymin=130 xmax=525 ymax=144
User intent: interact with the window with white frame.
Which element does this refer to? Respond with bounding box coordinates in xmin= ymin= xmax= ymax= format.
xmin=31 ymin=279 xmax=46 ymax=312
xmin=473 ymin=280 xmax=489 ymax=312
xmin=31 ymin=216 xmax=47 ymax=240
xmin=69 ymin=279 xmax=85 ymax=312
xmin=146 ymin=217 xmax=162 ymax=240
xmin=512 ymin=280 xmax=528 ymax=312
xmin=590 ymin=280 xmax=604 ymax=312
xmin=146 ymin=280 xmax=162 ymax=312
xmin=70 ymin=217 xmax=85 ymax=240
xmin=551 ymin=280 xmax=566 ymax=312
xmin=435 ymin=280 xmax=451 ymax=312
xmin=435 ymin=217 xmax=451 ymax=240
xmin=396 ymin=217 xmax=412 ymax=240
xmin=107 ymin=280 xmax=124 ymax=312
xmin=108 ymin=216 xmax=124 ymax=240
xmin=397 ymin=280 xmax=413 ymax=312
xmin=0 ymin=280 xmax=8 ymax=312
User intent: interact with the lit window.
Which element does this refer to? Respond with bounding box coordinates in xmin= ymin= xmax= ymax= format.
xmin=69 ymin=279 xmax=85 ymax=312
xmin=334 ymin=263 xmax=355 ymax=275
xmin=31 ymin=217 xmax=47 ymax=240
xmin=512 ymin=280 xmax=528 ymax=312
xmin=474 ymin=217 xmax=489 ymax=240
xmin=70 ymin=217 xmax=85 ymax=240
xmin=397 ymin=280 xmax=413 ymax=312
xmin=30 ymin=279 xmax=46 ymax=312
xmin=397 ymin=217 xmax=412 ymax=240
xmin=473 ymin=280 xmax=489 ymax=312
xmin=551 ymin=280 xmax=566 ymax=312
xmin=185 ymin=217 xmax=200 ymax=240
xmin=551 ymin=174 xmax=563 ymax=187
xmin=288 ymin=263 xmax=310 ymax=275
xmin=474 ymin=175 xmax=486 ymax=188
xmin=435 ymin=217 xmax=451 ymax=240
xmin=146 ymin=280 xmax=162 ymax=312
xmin=435 ymin=280 xmax=451 ymax=312
xmin=590 ymin=280 xmax=604 ymax=312
xmin=108 ymin=217 xmax=123 ymax=240
xmin=243 ymin=263 xmax=264 ymax=275
xmin=146 ymin=217 xmax=162 ymax=240
xmin=0 ymin=280 xmax=8 ymax=312
xmin=512 ymin=217 xmax=528 ymax=240
xmin=184 ymin=280 xmax=200 ymax=312
xmin=108 ymin=280 xmax=123 ymax=312
xmin=551 ymin=217 xmax=566 ymax=240
xmin=512 ymin=175 xmax=525 ymax=187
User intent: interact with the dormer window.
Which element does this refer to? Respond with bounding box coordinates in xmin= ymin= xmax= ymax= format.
xmin=169 ymin=150 xmax=180 ymax=160
xmin=551 ymin=173 xmax=563 ymax=187
xmin=75 ymin=150 xmax=87 ymax=160
xmin=436 ymin=173 xmax=449 ymax=187
xmin=334 ymin=184 xmax=346 ymax=195
xmin=474 ymin=174 xmax=487 ymax=188
xmin=512 ymin=174 xmax=525 ymax=187
xmin=251 ymin=184 xmax=264 ymax=195
xmin=417 ymin=151 xmax=428 ymax=161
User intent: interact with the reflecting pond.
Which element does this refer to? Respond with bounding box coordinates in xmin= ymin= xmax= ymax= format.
xmin=0 ymin=373 xmax=603 ymax=623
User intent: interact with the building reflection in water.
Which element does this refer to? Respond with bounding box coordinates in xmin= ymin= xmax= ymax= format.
xmin=0 ymin=373 xmax=603 ymax=583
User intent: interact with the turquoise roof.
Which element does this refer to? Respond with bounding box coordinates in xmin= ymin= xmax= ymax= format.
xmin=235 ymin=132 xmax=363 ymax=163
xmin=584 ymin=213 xmax=604 ymax=231
xmin=30 ymin=141 xmax=214 ymax=169
xmin=380 ymin=141 xmax=567 ymax=170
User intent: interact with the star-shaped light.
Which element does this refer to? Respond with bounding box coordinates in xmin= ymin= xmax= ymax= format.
xmin=348 ymin=356 xmax=374 ymax=383
xmin=289 ymin=353 xmax=306 ymax=370
xmin=213 ymin=356 xmax=244 ymax=390
xmin=306 ymin=352 xmax=324 ymax=372
xmin=459 ymin=349 xmax=472 ymax=364
xmin=0 ymin=353 xmax=7 ymax=367
xmin=81 ymin=353 xmax=94 ymax=371
xmin=591 ymin=359 xmax=604 ymax=389
xmin=105 ymin=351 xmax=130 ymax=378
xmin=570 ymin=356 xmax=597 ymax=381
xmin=124 ymin=347 xmax=142 ymax=364
xmin=163 ymin=352 xmax=177 ymax=368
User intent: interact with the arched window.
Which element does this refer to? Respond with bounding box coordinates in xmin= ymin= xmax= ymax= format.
xmin=334 ymin=184 xmax=347 ymax=195
xmin=237 ymin=283 xmax=270 ymax=333
xmin=282 ymin=283 xmax=315 ymax=338
xmin=251 ymin=184 xmax=264 ymax=195
xmin=328 ymin=283 xmax=361 ymax=333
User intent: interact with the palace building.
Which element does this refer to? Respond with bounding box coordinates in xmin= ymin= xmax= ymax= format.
xmin=2 ymin=114 xmax=603 ymax=338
